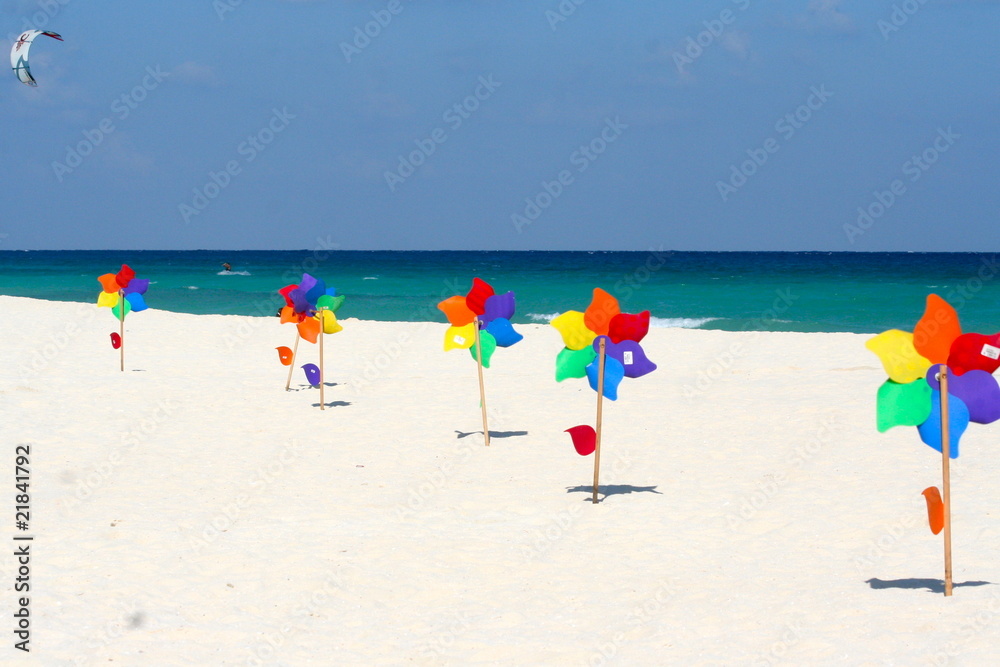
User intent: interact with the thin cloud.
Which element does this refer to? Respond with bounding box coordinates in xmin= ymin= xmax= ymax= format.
xmin=168 ymin=62 xmax=220 ymax=87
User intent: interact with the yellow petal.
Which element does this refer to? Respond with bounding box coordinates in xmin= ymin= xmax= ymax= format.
xmin=97 ymin=291 xmax=119 ymax=308
xmin=551 ymin=311 xmax=596 ymax=351
xmin=319 ymin=309 xmax=342 ymax=334
xmin=865 ymin=329 xmax=932 ymax=383
xmin=444 ymin=323 xmax=475 ymax=351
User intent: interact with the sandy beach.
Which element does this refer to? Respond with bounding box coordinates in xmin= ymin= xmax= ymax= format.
xmin=3 ymin=294 xmax=1000 ymax=665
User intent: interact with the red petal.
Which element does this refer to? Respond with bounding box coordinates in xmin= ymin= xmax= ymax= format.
xmin=565 ymin=425 xmax=596 ymax=456
xmin=608 ymin=311 xmax=650 ymax=344
xmin=465 ymin=277 xmax=494 ymax=316
xmin=279 ymin=284 xmax=298 ymax=308
xmin=115 ymin=264 xmax=136 ymax=289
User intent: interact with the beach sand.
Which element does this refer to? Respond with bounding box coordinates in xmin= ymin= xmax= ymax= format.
xmin=2 ymin=294 xmax=1000 ymax=665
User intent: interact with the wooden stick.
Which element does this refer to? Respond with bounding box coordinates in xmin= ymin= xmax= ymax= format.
xmin=318 ymin=310 xmax=326 ymax=411
xmin=474 ymin=317 xmax=490 ymax=447
xmin=593 ymin=337 xmax=606 ymax=504
xmin=284 ymin=333 xmax=300 ymax=391
xmin=119 ymin=289 xmax=125 ymax=372
xmin=940 ymin=368 xmax=953 ymax=597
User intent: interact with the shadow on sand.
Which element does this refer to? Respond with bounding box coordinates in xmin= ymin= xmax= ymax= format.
xmin=454 ymin=430 xmax=528 ymax=439
xmin=865 ymin=578 xmax=993 ymax=593
xmin=565 ymin=484 xmax=662 ymax=503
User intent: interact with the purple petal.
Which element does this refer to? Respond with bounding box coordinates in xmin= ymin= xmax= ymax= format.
xmin=926 ymin=364 xmax=1000 ymax=424
xmin=482 ymin=291 xmax=515 ymax=325
xmin=289 ymin=288 xmax=310 ymax=314
xmin=593 ymin=336 xmax=656 ymax=379
xmin=124 ymin=278 xmax=149 ymax=295
xmin=302 ymin=363 xmax=321 ymax=386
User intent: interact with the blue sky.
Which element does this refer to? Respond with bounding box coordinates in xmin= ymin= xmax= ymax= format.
xmin=2 ymin=0 xmax=998 ymax=251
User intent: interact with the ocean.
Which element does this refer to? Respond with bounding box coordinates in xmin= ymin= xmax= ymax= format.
xmin=0 ymin=250 xmax=998 ymax=334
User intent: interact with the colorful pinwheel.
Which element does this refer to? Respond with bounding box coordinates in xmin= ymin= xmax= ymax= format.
xmin=277 ymin=273 xmax=345 ymax=410
xmin=866 ymin=294 xmax=1000 ymax=596
xmin=552 ymin=288 xmax=657 ymax=503
xmin=96 ymin=264 xmax=149 ymax=372
xmin=438 ymin=278 xmax=523 ymax=446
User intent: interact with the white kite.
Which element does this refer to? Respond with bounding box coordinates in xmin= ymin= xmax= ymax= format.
xmin=10 ymin=30 xmax=63 ymax=87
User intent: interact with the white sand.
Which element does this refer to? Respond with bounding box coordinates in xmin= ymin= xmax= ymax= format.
xmin=2 ymin=294 xmax=1000 ymax=665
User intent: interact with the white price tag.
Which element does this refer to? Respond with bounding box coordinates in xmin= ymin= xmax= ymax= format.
xmin=453 ymin=335 xmax=466 ymax=345
xmin=982 ymin=344 xmax=1000 ymax=360
xmin=623 ymin=351 xmax=634 ymax=365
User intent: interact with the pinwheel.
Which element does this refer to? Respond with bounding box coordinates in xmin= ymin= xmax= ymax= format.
xmin=276 ymin=273 xmax=345 ymax=410
xmin=96 ymin=264 xmax=149 ymax=372
xmin=552 ymin=288 xmax=657 ymax=503
xmin=866 ymin=294 xmax=1000 ymax=596
xmin=437 ymin=278 xmax=523 ymax=446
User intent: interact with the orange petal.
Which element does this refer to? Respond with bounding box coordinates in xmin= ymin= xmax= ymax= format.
xmin=437 ymin=295 xmax=475 ymax=326
xmin=297 ymin=317 xmax=320 ymax=344
xmin=280 ymin=306 xmax=299 ymax=324
xmin=913 ymin=294 xmax=961 ymax=364
xmin=97 ymin=273 xmax=120 ymax=293
xmin=922 ymin=486 xmax=944 ymax=535
xmin=276 ymin=346 xmax=294 ymax=366
xmin=585 ymin=288 xmax=620 ymax=336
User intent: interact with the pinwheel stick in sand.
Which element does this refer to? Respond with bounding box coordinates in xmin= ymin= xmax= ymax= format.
xmin=438 ymin=278 xmax=524 ymax=447
xmin=592 ymin=337 xmax=607 ymax=504
xmin=939 ymin=369 xmax=953 ymax=596
xmin=277 ymin=274 xmax=345 ymax=409
xmin=283 ymin=336 xmax=299 ymax=391
xmin=473 ymin=319 xmax=490 ymax=447
xmin=96 ymin=264 xmax=149 ymax=372
xmin=555 ymin=288 xmax=657 ymax=504
xmin=865 ymin=293 xmax=1000 ymax=596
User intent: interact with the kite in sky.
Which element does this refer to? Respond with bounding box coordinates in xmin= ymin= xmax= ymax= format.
xmin=10 ymin=30 xmax=63 ymax=87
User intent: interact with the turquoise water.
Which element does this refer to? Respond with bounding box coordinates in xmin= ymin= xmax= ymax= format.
xmin=1 ymin=250 xmax=999 ymax=333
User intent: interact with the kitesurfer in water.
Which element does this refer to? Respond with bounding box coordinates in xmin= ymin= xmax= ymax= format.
xmin=222 ymin=262 xmax=232 ymax=272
